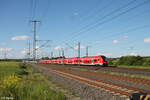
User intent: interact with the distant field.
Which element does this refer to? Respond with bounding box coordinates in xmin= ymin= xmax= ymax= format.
xmin=0 ymin=61 xmax=66 ymax=100
xmin=0 ymin=61 xmax=21 ymax=80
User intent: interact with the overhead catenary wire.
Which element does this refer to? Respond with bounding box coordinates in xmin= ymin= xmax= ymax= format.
xmin=82 ymin=24 xmax=150 ymax=43
xmin=37 ymin=0 xmax=51 ymax=33
xmin=58 ymin=0 xmax=138 ymax=51
xmin=31 ymin=0 xmax=38 ymax=20
xmin=62 ymin=0 xmax=150 ymax=47
xmin=91 ymin=24 xmax=150 ymax=47
xmin=64 ymin=23 xmax=150 ymax=57
xmin=62 ymin=0 xmax=138 ymax=44
xmin=75 ymin=7 xmax=150 ymax=42
xmin=54 ymin=0 xmax=149 ymax=58
xmin=27 ymin=0 xmax=150 ymax=58
xmin=69 ymin=0 xmax=150 ymax=43
xmin=79 ymin=0 xmax=114 ymax=24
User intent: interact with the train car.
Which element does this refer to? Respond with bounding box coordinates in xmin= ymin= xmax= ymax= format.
xmin=74 ymin=56 xmax=107 ymax=66
xmin=39 ymin=60 xmax=51 ymax=64
xmin=39 ymin=55 xmax=108 ymax=66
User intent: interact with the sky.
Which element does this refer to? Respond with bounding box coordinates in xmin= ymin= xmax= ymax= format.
xmin=0 ymin=0 xmax=150 ymax=59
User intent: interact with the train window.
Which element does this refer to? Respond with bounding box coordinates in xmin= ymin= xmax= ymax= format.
xmin=101 ymin=56 xmax=106 ymax=61
xmin=94 ymin=59 xmax=97 ymax=62
xmin=87 ymin=61 xmax=91 ymax=63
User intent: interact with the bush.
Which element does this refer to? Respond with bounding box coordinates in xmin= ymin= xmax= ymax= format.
xmin=117 ymin=56 xmax=144 ymax=66
xmin=0 ymin=75 xmax=21 ymax=98
xmin=19 ymin=63 xmax=27 ymax=69
xmin=142 ymin=58 xmax=150 ymax=66
xmin=107 ymin=58 xmax=119 ymax=66
xmin=107 ymin=56 xmax=150 ymax=66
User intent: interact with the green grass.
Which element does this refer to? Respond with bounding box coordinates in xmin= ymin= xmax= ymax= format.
xmin=75 ymin=67 xmax=150 ymax=80
xmin=0 ymin=61 xmax=66 ymax=100
xmin=117 ymin=65 xmax=150 ymax=69
xmin=0 ymin=61 xmax=21 ymax=80
xmin=95 ymin=70 xmax=150 ymax=80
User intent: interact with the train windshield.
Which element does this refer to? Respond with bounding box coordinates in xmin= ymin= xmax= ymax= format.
xmin=101 ymin=56 xmax=106 ymax=61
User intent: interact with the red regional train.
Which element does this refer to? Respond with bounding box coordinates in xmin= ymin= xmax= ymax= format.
xmin=39 ymin=55 xmax=108 ymax=66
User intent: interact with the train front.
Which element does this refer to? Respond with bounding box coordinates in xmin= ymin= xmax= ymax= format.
xmin=101 ymin=56 xmax=108 ymax=66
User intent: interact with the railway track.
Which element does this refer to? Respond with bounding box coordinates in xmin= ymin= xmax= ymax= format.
xmin=49 ymin=64 xmax=150 ymax=76
xmin=69 ymin=68 xmax=150 ymax=86
xmin=35 ymin=64 xmax=150 ymax=100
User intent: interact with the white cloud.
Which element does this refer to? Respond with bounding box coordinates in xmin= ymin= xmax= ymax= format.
xmin=21 ymin=49 xmax=28 ymax=54
xmin=96 ymin=41 xmax=100 ymax=44
xmin=130 ymin=52 xmax=138 ymax=56
xmin=36 ymin=46 xmax=40 ymax=49
xmin=74 ymin=45 xmax=85 ymax=50
xmin=54 ymin=46 xmax=64 ymax=51
xmin=0 ymin=48 xmax=12 ymax=51
xmin=113 ymin=40 xmax=119 ymax=44
xmin=73 ymin=12 xmax=79 ymax=16
xmin=11 ymin=35 xmax=30 ymax=40
xmin=124 ymin=35 xmax=128 ymax=39
xmin=144 ymin=37 xmax=150 ymax=43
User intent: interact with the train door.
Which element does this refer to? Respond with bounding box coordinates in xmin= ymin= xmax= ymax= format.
xmin=92 ymin=58 xmax=94 ymax=65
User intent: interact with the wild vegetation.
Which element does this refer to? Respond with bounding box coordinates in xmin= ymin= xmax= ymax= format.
xmin=108 ymin=56 xmax=150 ymax=68
xmin=0 ymin=61 xmax=66 ymax=100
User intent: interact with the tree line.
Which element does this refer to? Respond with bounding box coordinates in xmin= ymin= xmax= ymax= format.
xmin=107 ymin=56 xmax=150 ymax=66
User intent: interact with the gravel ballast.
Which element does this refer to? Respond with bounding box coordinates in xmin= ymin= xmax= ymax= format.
xmin=33 ymin=64 xmax=130 ymax=100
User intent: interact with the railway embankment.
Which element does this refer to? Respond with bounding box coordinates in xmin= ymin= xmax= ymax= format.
xmin=32 ymin=64 xmax=150 ymax=100
xmin=33 ymin=64 xmax=130 ymax=100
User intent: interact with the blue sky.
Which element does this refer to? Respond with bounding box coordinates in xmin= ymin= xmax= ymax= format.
xmin=0 ymin=0 xmax=150 ymax=59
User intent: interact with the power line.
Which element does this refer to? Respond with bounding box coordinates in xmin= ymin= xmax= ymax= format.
xmin=86 ymin=46 xmax=88 ymax=57
xmin=79 ymin=0 xmax=114 ymax=24
xmin=64 ymin=0 xmax=137 ymax=42
xmin=82 ymin=24 xmax=150 ymax=43
xmin=27 ymin=41 xmax=31 ymax=60
xmin=64 ymin=0 xmax=149 ymax=44
xmin=30 ymin=0 xmax=38 ymax=20
xmin=33 ymin=0 xmax=51 ymax=36
xmin=78 ymin=42 xmax=80 ymax=66
xmin=4 ymin=49 xmax=7 ymax=59
xmin=29 ymin=0 xmax=34 ymax=20
xmin=40 ymin=0 xmax=51 ymax=21
xmin=73 ymin=0 xmax=150 ymax=42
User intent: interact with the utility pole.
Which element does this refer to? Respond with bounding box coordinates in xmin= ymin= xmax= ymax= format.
xmin=31 ymin=20 xmax=40 ymax=61
xmin=62 ymin=49 xmax=64 ymax=65
xmin=86 ymin=46 xmax=88 ymax=57
xmin=59 ymin=50 xmax=61 ymax=57
xmin=4 ymin=48 xmax=7 ymax=59
xmin=62 ymin=49 xmax=64 ymax=57
xmin=51 ymin=52 xmax=53 ymax=58
xmin=78 ymin=42 xmax=80 ymax=66
xmin=28 ymin=41 xmax=31 ymax=60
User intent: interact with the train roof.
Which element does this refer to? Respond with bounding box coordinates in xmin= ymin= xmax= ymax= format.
xmin=65 ymin=55 xmax=106 ymax=59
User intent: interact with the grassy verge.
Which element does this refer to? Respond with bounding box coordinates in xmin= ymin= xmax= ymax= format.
xmin=0 ymin=61 xmax=66 ymax=100
xmin=96 ymin=70 xmax=150 ymax=80
xmin=74 ymin=67 xmax=150 ymax=80
xmin=117 ymin=65 xmax=150 ymax=69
